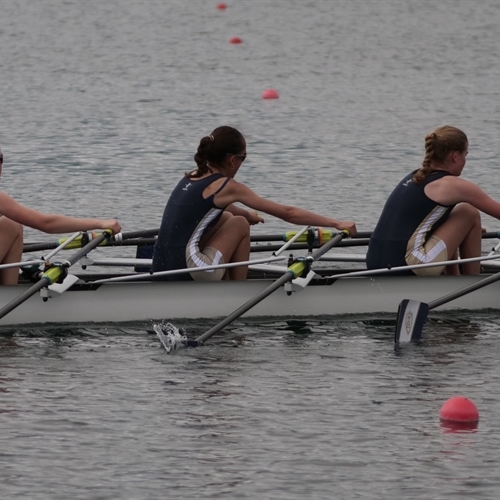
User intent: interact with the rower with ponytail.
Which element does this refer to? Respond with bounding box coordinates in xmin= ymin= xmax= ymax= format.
xmin=367 ymin=125 xmax=500 ymax=276
xmin=153 ymin=125 xmax=357 ymax=281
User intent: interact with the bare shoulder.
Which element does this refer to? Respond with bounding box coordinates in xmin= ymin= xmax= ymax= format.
xmin=427 ymin=174 xmax=488 ymax=206
xmin=429 ymin=175 xmax=474 ymax=191
xmin=0 ymin=190 xmax=17 ymax=206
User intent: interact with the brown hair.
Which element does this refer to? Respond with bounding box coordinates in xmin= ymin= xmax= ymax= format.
xmin=413 ymin=125 xmax=468 ymax=184
xmin=188 ymin=126 xmax=245 ymax=178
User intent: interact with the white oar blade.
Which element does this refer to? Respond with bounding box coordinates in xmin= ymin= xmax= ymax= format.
xmin=395 ymin=299 xmax=429 ymax=344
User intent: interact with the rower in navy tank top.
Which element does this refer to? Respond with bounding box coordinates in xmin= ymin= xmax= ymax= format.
xmin=367 ymin=125 xmax=500 ymax=276
xmin=367 ymin=170 xmax=454 ymax=275
xmin=152 ymin=125 xmax=357 ymax=281
xmin=152 ymin=174 xmax=230 ymax=281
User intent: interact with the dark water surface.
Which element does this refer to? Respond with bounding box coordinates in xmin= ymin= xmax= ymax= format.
xmin=1 ymin=315 xmax=500 ymax=499
xmin=2 ymin=0 xmax=500 ymax=498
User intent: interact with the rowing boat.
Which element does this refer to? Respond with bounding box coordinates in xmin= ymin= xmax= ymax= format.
xmin=1 ymin=266 xmax=499 ymax=326
xmin=2 ymin=228 xmax=500 ymax=327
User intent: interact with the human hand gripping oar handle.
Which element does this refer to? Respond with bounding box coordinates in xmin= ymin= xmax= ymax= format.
xmin=0 ymin=230 xmax=113 ymax=322
xmin=187 ymin=231 xmax=348 ymax=348
xmin=395 ymin=270 xmax=500 ymax=345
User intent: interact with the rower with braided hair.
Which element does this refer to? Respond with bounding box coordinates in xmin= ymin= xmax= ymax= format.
xmin=367 ymin=125 xmax=500 ymax=275
xmin=152 ymin=125 xmax=357 ymax=281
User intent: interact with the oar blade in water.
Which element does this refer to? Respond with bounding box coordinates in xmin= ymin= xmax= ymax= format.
xmin=394 ymin=299 xmax=429 ymax=344
xmin=154 ymin=322 xmax=194 ymax=353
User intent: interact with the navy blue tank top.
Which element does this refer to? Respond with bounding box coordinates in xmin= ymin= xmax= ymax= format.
xmin=366 ymin=170 xmax=453 ymax=273
xmin=152 ymin=174 xmax=229 ymax=280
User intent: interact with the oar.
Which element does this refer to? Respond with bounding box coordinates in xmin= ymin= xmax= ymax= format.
xmin=24 ymin=228 xmax=499 ymax=253
xmin=0 ymin=259 xmax=43 ymax=271
xmin=249 ymin=229 xmax=500 ymax=243
xmin=272 ymin=226 xmax=310 ymax=256
xmin=183 ymin=231 xmax=348 ymax=348
xmin=0 ymin=230 xmax=112 ymax=322
xmin=22 ymin=228 xmax=158 ymax=253
xmin=395 ymin=270 xmax=500 ymax=345
xmin=91 ymin=255 xmax=288 ymax=283
xmin=328 ymin=252 xmax=500 ymax=279
xmin=251 ymin=239 xmax=370 ymax=253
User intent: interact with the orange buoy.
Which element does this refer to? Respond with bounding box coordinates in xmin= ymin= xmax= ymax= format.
xmin=216 ymin=3 xmax=227 ymax=9
xmin=229 ymin=37 xmax=242 ymax=44
xmin=439 ymin=396 xmax=479 ymax=423
xmin=261 ymin=88 xmax=279 ymax=99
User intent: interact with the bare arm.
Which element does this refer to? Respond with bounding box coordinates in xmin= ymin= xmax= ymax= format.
xmin=226 ymin=203 xmax=264 ymax=225
xmin=215 ymin=180 xmax=357 ymax=235
xmin=426 ymin=177 xmax=500 ymax=219
xmin=0 ymin=191 xmax=121 ymax=234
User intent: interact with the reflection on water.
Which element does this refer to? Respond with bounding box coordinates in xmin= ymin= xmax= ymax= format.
xmin=440 ymin=420 xmax=479 ymax=434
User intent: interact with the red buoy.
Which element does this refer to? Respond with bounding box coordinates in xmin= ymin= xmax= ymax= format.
xmin=261 ymin=88 xmax=279 ymax=100
xmin=439 ymin=396 xmax=479 ymax=423
xmin=216 ymin=3 xmax=227 ymax=9
xmin=229 ymin=37 xmax=242 ymax=44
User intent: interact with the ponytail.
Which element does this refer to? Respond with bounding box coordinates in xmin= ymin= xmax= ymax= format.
xmin=187 ymin=126 xmax=245 ymax=179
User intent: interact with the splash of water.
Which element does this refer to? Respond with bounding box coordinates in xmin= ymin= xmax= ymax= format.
xmin=153 ymin=322 xmax=188 ymax=353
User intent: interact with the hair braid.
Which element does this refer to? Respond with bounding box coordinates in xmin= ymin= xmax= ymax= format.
xmin=412 ymin=126 xmax=468 ymax=184
xmin=413 ymin=132 xmax=437 ymax=183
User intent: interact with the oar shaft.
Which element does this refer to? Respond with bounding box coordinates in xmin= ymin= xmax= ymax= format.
xmin=23 ymin=229 xmax=159 ymax=253
xmin=251 ymin=239 xmax=369 ymax=252
xmin=0 ymin=280 xmax=48 ymax=320
xmin=250 ymin=230 xmax=500 ymax=242
xmin=65 ymin=231 xmax=110 ymax=266
xmin=250 ymin=230 xmax=373 ymax=242
xmin=429 ymin=272 xmax=500 ymax=310
xmin=22 ymin=229 xmax=500 ymax=253
xmin=195 ymin=272 xmax=293 ymax=344
xmin=43 ymin=231 xmax=83 ymax=261
xmin=0 ymin=231 xmax=111 ymax=322
xmin=194 ymin=232 xmax=346 ymax=345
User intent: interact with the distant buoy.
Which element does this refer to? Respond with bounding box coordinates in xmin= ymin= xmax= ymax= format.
xmin=229 ymin=37 xmax=242 ymax=44
xmin=216 ymin=3 xmax=227 ymax=9
xmin=262 ymin=88 xmax=279 ymax=100
xmin=439 ymin=396 xmax=479 ymax=423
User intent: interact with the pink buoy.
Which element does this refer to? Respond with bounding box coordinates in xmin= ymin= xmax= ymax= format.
xmin=229 ymin=37 xmax=242 ymax=44
xmin=261 ymin=88 xmax=279 ymax=100
xmin=439 ymin=396 xmax=479 ymax=423
xmin=216 ymin=3 xmax=227 ymax=9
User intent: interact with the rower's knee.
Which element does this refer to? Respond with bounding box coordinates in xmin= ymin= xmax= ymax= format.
xmin=220 ymin=212 xmax=249 ymax=233
xmin=0 ymin=219 xmax=23 ymax=283
xmin=0 ymin=217 xmax=23 ymax=243
xmin=232 ymin=215 xmax=250 ymax=238
xmin=453 ymin=203 xmax=480 ymax=226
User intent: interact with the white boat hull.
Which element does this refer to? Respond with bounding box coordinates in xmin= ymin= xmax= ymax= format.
xmin=1 ymin=273 xmax=500 ymax=326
